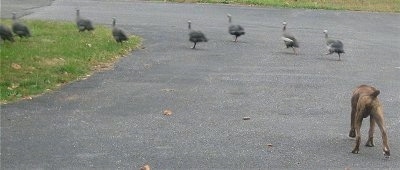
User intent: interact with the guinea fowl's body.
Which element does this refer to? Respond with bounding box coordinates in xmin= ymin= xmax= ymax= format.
xmin=281 ymin=22 xmax=299 ymax=54
xmin=188 ymin=20 xmax=208 ymax=49
xmin=112 ymin=17 xmax=129 ymax=43
xmin=0 ymin=24 xmax=14 ymax=42
xmin=12 ymin=12 xmax=31 ymax=39
xmin=227 ymin=14 xmax=245 ymax=42
xmin=76 ymin=9 xmax=95 ymax=32
xmin=324 ymin=30 xmax=344 ymax=60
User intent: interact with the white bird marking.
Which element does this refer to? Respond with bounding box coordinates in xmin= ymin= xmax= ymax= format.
xmin=281 ymin=37 xmax=293 ymax=42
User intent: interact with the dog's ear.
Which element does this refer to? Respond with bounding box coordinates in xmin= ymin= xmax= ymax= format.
xmin=371 ymin=90 xmax=380 ymax=98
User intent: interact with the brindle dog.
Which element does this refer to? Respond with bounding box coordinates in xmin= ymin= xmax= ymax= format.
xmin=349 ymin=85 xmax=390 ymax=157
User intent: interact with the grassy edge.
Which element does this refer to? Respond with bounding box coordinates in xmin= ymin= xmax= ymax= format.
xmin=0 ymin=19 xmax=142 ymax=104
xmin=162 ymin=0 xmax=400 ymax=13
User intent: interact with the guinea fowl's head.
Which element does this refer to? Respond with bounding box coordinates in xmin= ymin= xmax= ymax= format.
xmin=227 ymin=14 xmax=232 ymax=23
xmin=323 ymin=30 xmax=329 ymax=38
xmin=282 ymin=21 xmax=287 ymax=31
xmin=187 ymin=20 xmax=192 ymax=29
xmin=112 ymin=17 xmax=116 ymax=26
xmin=12 ymin=12 xmax=17 ymax=20
xmin=75 ymin=9 xmax=81 ymax=19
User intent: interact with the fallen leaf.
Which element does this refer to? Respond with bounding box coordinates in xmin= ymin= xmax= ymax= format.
xmin=161 ymin=88 xmax=175 ymax=92
xmin=140 ymin=164 xmax=151 ymax=170
xmin=163 ymin=109 xmax=172 ymax=116
xmin=11 ymin=63 xmax=21 ymax=70
xmin=242 ymin=117 xmax=250 ymax=120
xmin=23 ymin=96 xmax=33 ymax=100
xmin=12 ymin=84 xmax=19 ymax=88
xmin=144 ymin=64 xmax=151 ymax=69
xmin=267 ymin=144 xmax=273 ymax=147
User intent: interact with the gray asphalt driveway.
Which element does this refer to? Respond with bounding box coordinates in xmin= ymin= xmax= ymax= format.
xmin=1 ymin=0 xmax=400 ymax=169
xmin=0 ymin=0 xmax=53 ymax=18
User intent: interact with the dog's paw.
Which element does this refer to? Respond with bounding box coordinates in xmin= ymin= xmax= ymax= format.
xmin=365 ymin=139 xmax=374 ymax=147
xmin=384 ymin=149 xmax=390 ymax=158
xmin=351 ymin=149 xmax=359 ymax=154
xmin=384 ymin=153 xmax=390 ymax=158
xmin=349 ymin=129 xmax=356 ymax=138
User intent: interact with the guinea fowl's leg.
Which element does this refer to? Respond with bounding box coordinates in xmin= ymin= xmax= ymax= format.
xmin=292 ymin=47 xmax=297 ymax=55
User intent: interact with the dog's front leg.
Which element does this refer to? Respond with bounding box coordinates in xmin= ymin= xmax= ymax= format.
xmin=365 ymin=115 xmax=375 ymax=147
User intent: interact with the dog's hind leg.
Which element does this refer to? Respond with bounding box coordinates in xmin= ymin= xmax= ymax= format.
xmin=352 ymin=115 xmax=363 ymax=154
xmin=372 ymin=108 xmax=390 ymax=157
xmin=365 ymin=116 xmax=375 ymax=147
xmin=349 ymin=96 xmax=358 ymax=138
xmin=349 ymin=107 xmax=356 ymax=138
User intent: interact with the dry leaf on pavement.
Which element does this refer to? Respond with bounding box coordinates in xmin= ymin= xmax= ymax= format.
xmin=140 ymin=164 xmax=151 ymax=170
xmin=163 ymin=109 xmax=172 ymax=116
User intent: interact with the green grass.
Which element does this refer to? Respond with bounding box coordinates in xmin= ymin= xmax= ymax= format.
xmin=0 ymin=20 xmax=141 ymax=103
xmin=167 ymin=0 xmax=400 ymax=12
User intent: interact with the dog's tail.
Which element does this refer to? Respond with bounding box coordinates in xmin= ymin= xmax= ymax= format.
xmin=370 ymin=90 xmax=380 ymax=98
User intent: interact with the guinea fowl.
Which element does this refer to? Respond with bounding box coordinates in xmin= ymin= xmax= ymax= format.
xmin=227 ymin=14 xmax=245 ymax=42
xmin=76 ymin=9 xmax=94 ymax=32
xmin=112 ymin=17 xmax=129 ymax=43
xmin=12 ymin=12 xmax=31 ymax=39
xmin=324 ymin=30 xmax=344 ymax=60
xmin=281 ymin=22 xmax=299 ymax=54
xmin=187 ymin=20 xmax=208 ymax=49
xmin=0 ymin=24 xmax=14 ymax=42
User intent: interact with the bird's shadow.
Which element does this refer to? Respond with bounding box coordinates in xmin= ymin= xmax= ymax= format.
xmin=224 ymin=39 xmax=248 ymax=44
xmin=316 ymin=56 xmax=342 ymax=61
xmin=185 ymin=46 xmax=207 ymax=51
xmin=279 ymin=51 xmax=299 ymax=55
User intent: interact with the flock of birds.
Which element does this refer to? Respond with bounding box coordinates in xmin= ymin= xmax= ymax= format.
xmin=0 ymin=10 xmax=344 ymax=60
xmin=0 ymin=9 xmax=129 ymax=45
xmin=0 ymin=12 xmax=31 ymax=42
xmin=188 ymin=13 xmax=345 ymax=60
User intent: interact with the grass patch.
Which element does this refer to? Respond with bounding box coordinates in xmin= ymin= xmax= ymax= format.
xmin=167 ymin=0 xmax=400 ymax=12
xmin=0 ymin=19 xmax=141 ymax=103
